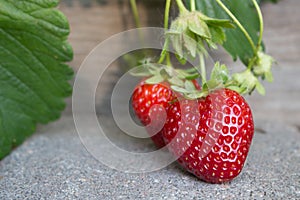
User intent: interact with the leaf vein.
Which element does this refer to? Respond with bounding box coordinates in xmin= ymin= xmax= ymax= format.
xmin=0 ymin=63 xmax=52 ymax=114
xmin=1 ymin=28 xmax=66 ymax=97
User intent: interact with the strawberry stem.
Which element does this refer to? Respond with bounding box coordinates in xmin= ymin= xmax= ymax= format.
xmin=175 ymin=0 xmax=188 ymax=13
xmin=199 ymin=53 xmax=207 ymax=84
xmin=164 ymin=0 xmax=172 ymax=30
xmin=164 ymin=0 xmax=172 ymax=67
xmin=216 ymin=0 xmax=256 ymax=54
xmin=158 ymin=0 xmax=172 ymax=65
xmin=247 ymin=57 xmax=257 ymax=70
xmin=158 ymin=39 xmax=169 ymax=64
xmin=190 ymin=0 xmax=196 ymax=11
xmin=130 ymin=0 xmax=145 ymax=45
xmin=130 ymin=0 xmax=141 ymax=28
xmin=252 ymin=0 xmax=264 ymax=50
xmin=166 ymin=52 xmax=172 ymax=66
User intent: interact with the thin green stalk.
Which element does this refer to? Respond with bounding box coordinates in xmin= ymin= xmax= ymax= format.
xmin=130 ymin=0 xmax=141 ymax=28
xmin=164 ymin=0 xmax=171 ymax=29
xmin=247 ymin=57 xmax=256 ymax=70
xmin=166 ymin=53 xmax=172 ymax=66
xmin=216 ymin=0 xmax=256 ymax=53
xmin=164 ymin=0 xmax=172 ymax=66
xmin=190 ymin=0 xmax=196 ymax=11
xmin=199 ymin=53 xmax=206 ymax=84
xmin=130 ymin=0 xmax=145 ymax=54
xmin=175 ymin=0 xmax=188 ymax=13
xmin=252 ymin=0 xmax=264 ymax=49
xmin=158 ymin=39 xmax=169 ymax=64
xmin=159 ymin=0 xmax=172 ymax=65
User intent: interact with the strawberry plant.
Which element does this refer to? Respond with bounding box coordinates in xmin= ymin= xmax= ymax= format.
xmin=130 ymin=0 xmax=274 ymax=183
xmin=0 ymin=0 xmax=73 ymax=159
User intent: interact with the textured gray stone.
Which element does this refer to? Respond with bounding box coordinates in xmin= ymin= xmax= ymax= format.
xmin=0 ymin=116 xmax=299 ymax=199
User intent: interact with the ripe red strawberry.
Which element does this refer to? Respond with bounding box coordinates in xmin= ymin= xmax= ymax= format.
xmin=162 ymin=88 xmax=254 ymax=183
xmin=132 ymin=81 xmax=176 ymax=148
xmin=131 ymin=80 xmax=200 ymax=148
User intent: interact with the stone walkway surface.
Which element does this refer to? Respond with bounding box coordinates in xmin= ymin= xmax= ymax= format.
xmin=0 ymin=116 xmax=299 ymax=199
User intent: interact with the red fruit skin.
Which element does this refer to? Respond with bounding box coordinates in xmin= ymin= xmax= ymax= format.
xmin=132 ymin=81 xmax=176 ymax=148
xmin=131 ymin=80 xmax=201 ymax=148
xmin=162 ymin=88 xmax=254 ymax=183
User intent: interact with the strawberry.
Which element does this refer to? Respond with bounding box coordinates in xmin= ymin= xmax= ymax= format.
xmin=132 ymin=81 xmax=176 ymax=148
xmin=132 ymin=79 xmax=200 ymax=148
xmin=162 ymin=88 xmax=254 ymax=183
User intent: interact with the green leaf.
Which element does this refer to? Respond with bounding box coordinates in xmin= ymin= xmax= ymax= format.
xmin=145 ymin=74 xmax=164 ymax=84
xmin=186 ymin=91 xmax=207 ymax=99
xmin=176 ymin=68 xmax=199 ymax=80
xmin=0 ymin=0 xmax=73 ymax=159
xmin=227 ymin=85 xmax=247 ymax=94
xmin=206 ymin=80 xmax=222 ymax=90
xmin=182 ymin=33 xmax=197 ymax=58
xmin=209 ymin=26 xmax=226 ymax=46
xmin=202 ymin=83 xmax=209 ymax=92
xmin=160 ymin=67 xmax=171 ymax=79
xmin=171 ymin=34 xmax=184 ymax=59
xmin=255 ymin=81 xmax=266 ymax=95
xmin=203 ymin=17 xmax=235 ymax=28
xmin=171 ymin=85 xmax=190 ymax=94
xmin=210 ymin=62 xmax=229 ymax=84
xmin=168 ymin=76 xmax=185 ymax=87
xmin=188 ymin=17 xmax=211 ymax=39
xmin=193 ymin=0 xmax=260 ymax=65
xmin=257 ymin=0 xmax=278 ymax=3
xmin=130 ymin=65 xmax=152 ymax=77
xmin=184 ymin=80 xmax=196 ymax=91
xmin=162 ymin=66 xmax=174 ymax=77
xmin=175 ymin=53 xmax=187 ymax=65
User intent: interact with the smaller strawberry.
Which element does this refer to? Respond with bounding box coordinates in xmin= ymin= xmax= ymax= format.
xmin=162 ymin=88 xmax=254 ymax=183
xmin=132 ymin=81 xmax=176 ymax=148
xmin=132 ymin=79 xmax=200 ymax=148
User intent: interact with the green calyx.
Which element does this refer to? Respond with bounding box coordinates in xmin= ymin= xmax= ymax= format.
xmin=130 ymin=62 xmax=200 ymax=87
xmin=167 ymin=11 xmax=234 ymax=59
xmin=202 ymin=62 xmax=266 ymax=96
xmin=253 ymin=50 xmax=275 ymax=82
xmin=172 ymin=62 xmax=230 ymax=99
xmin=229 ymin=69 xmax=266 ymax=95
